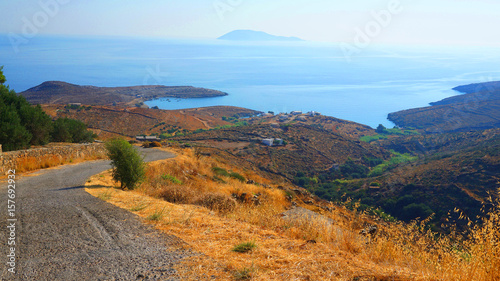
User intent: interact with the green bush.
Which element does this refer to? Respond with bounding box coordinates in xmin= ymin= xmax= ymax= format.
xmin=401 ymin=203 xmax=434 ymax=221
xmin=161 ymin=174 xmax=182 ymax=184
xmin=229 ymin=172 xmax=246 ymax=182
xmin=232 ymin=241 xmax=257 ymax=253
xmin=212 ymin=167 xmax=230 ymax=177
xmin=105 ymin=138 xmax=145 ymax=190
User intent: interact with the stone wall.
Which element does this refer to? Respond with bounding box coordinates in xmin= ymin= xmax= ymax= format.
xmin=0 ymin=143 xmax=107 ymax=175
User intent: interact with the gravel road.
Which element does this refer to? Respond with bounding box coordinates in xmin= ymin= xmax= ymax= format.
xmin=0 ymin=148 xmax=189 ymax=281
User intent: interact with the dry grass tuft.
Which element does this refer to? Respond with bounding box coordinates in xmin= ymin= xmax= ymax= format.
xmin=156 ymin=185 xmax=195 ymax=204
xmin=195 ymin=192 xmax=237 ymax=214
xmin=15 ymin=151 xmax=105 ymax=173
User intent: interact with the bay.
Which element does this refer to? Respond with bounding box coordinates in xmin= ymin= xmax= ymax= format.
xmin=1 ymin=34 xmax=499 ymax=127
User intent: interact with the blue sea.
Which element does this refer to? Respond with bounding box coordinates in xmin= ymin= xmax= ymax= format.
xmin=1 ymin=34 xmax=500 ymax=128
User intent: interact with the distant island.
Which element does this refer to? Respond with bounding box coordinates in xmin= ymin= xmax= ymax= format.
xmin=388 ymin=81 xmax=500 ymax=133
xmin=20 ymin=81 xmax=228 ymax=107
xmin=218 ymin=30 xmax=305 ymax=42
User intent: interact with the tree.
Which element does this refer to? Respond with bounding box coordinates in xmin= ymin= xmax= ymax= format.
xmin=105 ymin=138 xmax=145 ymax=190
xmin=51 ymin=118 xmax=73 ymax=142
xmin=0 ymin=101 xmax=31 ymax=151
xmin=401 ymin=203 xmax=433 ymax=221
xmin=376 ymin=124 xmax=386 ymax=134
xmin=0 ymin=66 xmax=6 ymax=84
xmin=51 ymin=118 xmax=96 ymax=143
xmin=0 ymin=67 xmax=96 ymax=150
xmin=20 ymin=104 xmax=53 ymax=145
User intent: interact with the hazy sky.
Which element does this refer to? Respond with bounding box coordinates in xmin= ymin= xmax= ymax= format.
xmin=1 ymin=0 xmax=500 ymax=46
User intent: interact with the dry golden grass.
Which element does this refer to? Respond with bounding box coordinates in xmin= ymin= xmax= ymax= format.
xmin=15 ymin=152 xmax=106 ymax=173
xmin=85 ymin=148 xmax=500 ymax=281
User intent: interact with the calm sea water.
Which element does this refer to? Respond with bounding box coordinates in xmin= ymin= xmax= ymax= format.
xmin=1 ymin=35 xmax=500 ymax=128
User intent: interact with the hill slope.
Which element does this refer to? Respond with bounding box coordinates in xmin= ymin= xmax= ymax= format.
xmin=21 ymin=81 xmax=228 ymax=106
xmin=43 ymin=105 xmax=260 ymax=140
xmin=388 ymin=81 xmax=500 ymax=133
xmin=174 ymin=122 xmax=389 ymax=179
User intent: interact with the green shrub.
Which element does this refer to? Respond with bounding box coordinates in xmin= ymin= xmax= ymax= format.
xmin=401 ymin=203 xmax=434 ymax=221
xmin=212 ymin=176 xmax=226 ymax=183
xmin=161 ymin=174 xmax=182 ymax=184
xmin=232 ymin=241 xmax=257 ymax=253
xmin=212 ymin=167 xmax=230 ymax=177
xmin=229 ymin=172 xmax=246 ymax=182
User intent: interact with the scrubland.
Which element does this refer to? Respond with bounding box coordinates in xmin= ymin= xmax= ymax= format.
xmin=86 ymin=147 xmax=499 ymax=280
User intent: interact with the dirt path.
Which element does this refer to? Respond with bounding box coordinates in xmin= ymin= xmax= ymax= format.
xmin=0 ymin=148 xmax=188 ymax=280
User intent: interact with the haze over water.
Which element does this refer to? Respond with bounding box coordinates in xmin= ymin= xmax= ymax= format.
xmin=2 ymin=35 xmax=500 ymax=128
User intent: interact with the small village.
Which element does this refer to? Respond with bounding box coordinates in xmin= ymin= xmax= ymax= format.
xmin=260 ymin=110 xmax=321 ymax=146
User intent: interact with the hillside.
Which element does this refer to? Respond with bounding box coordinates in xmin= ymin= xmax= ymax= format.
xmin=86 ymin=146 xmax=500 ymax=280
xmin=314 ymin=129 xmax=500 ymax=230
xmin=21 ymin=81 xmax=228 ymax=106
xmin=173 ymin=122 xmax=389 ymax=180
xmin=42 ymin=105 xmax=260 ymax=140
xmin=218 ymin=30 xmax=304 ymax=41
xmin=388 ymin=81 xmax=500 ymax=133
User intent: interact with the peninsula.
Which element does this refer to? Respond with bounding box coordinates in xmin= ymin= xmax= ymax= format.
xmin=20 ymin=81 xmax=228 ymax=107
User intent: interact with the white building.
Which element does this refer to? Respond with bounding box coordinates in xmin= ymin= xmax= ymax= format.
xmin=279 ymin=115 xmax=289 ymax=121
xmin=262 ymin=138 xmax=274 ymax=146
xmin=136 ymin=136 xmax=161 ymax=142
xmin=307 ymin=111 xmax=322 ymax=116
xmin=291 ymin=111 xmax=302 ymax=115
